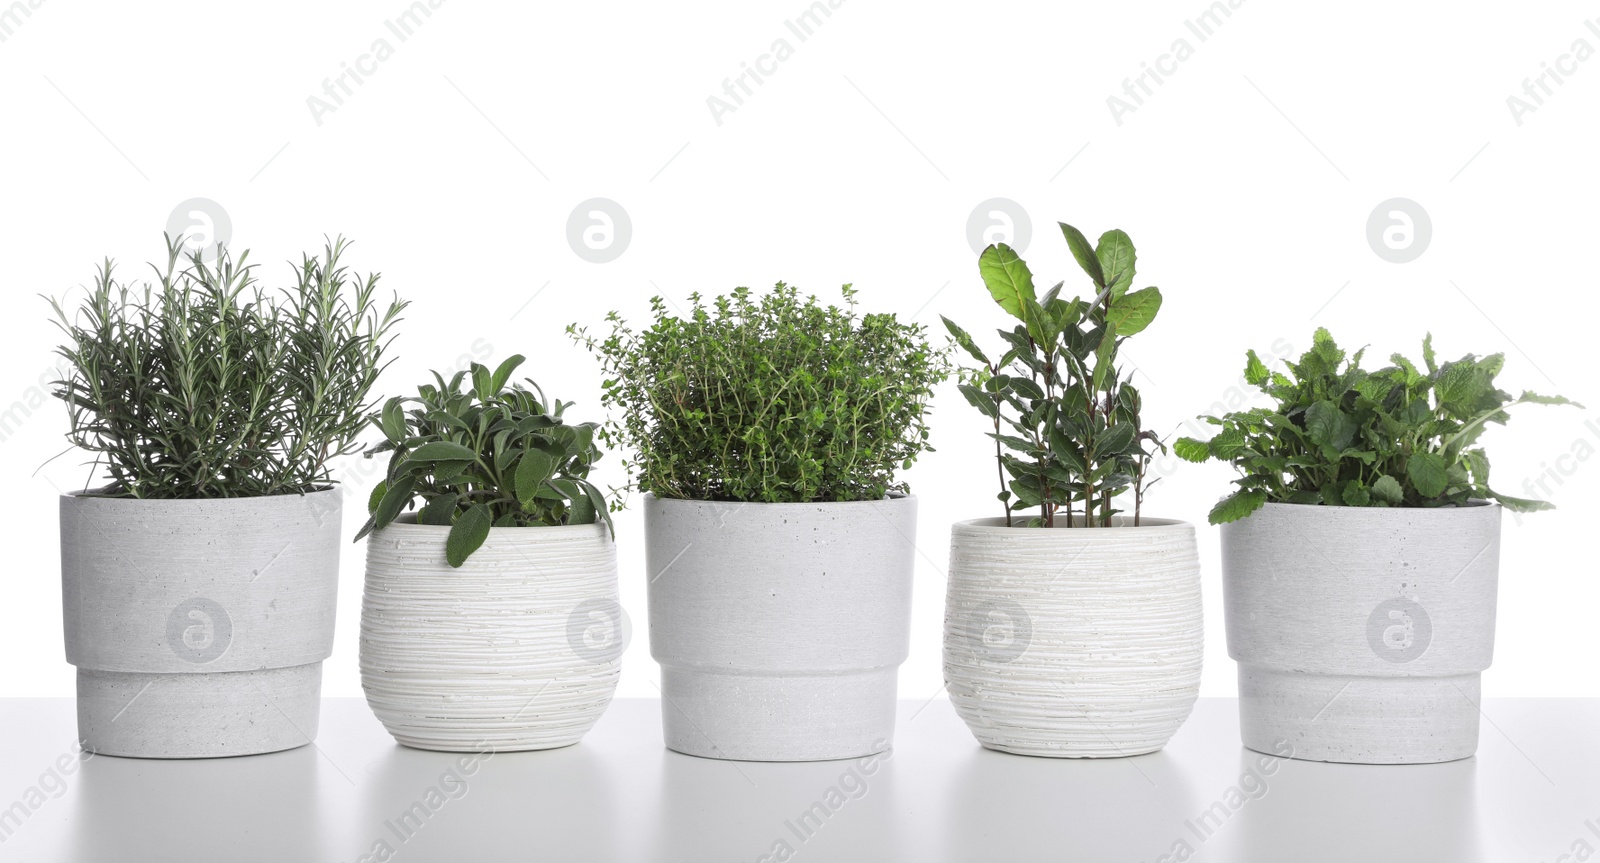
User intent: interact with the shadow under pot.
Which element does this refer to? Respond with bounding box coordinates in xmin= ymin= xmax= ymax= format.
xmin=1223 ymin=501 xmax=1501 ymax=764
xmin=60 ymin=489 xmax=343 ymax=758
xmin=644 ymin=493 xmax=917 ymax=762
xmin=359 ymin=517 xmax=623 ymax=752
xmin=943 ymin=516 xmax=1204 ymax=757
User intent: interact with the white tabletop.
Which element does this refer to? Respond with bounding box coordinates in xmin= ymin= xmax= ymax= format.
xmin=0 ymin=696 xmax=1595 ymax=861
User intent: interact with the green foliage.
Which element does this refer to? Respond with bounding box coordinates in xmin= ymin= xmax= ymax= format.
xmin=49 ymin=234 xmax=406 ymax=498
xmin=1177 ymin=328 xmax=1582 ymax=524
xmin=356 ymin=356 xmax=613 ymax=567
xmin=942 ymin=222 xmax=1166 ymax=528
xmin=570 ymin=283 xmax=950 ymax=503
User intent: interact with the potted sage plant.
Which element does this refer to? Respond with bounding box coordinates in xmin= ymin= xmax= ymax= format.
xmin=573 ymin=284 xmax=950 ymax=761
xmin=51 ymin=234 xmax=405 ymax=758
xmin=1177 ymin=330 xmax=1578 ymax=763
xmin=356 ymin=357 xmax=624 ymax=752
xmin=940 ymin=223 xmax=1203 ymax=758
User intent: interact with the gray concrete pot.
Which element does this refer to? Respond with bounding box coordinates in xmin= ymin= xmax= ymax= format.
xmin=1223 ymin=501 xmax=1501 ymax=764
xmin=944 ymin=516 xmax=1203 ymax=757
xmin=644 ymin=494 xmax=916 ymax=762
xmin=60 ymin=489 xmax=342 ymax=758
xmin=360 ymin=519 xmax=623 ymax=752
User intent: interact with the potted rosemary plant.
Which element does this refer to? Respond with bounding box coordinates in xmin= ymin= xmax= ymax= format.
xmin=573 ymin=284 xmax=949 ymax=761
xmin=940 ymin=223 xmax=1202 ymax=758
xmin=356 ymin=357 xmax=623 ymax=752
xmin=51 ymin=235 xmax=405 ymax=758
xmin=1177 ymin=329 xmax=1578 ymax=763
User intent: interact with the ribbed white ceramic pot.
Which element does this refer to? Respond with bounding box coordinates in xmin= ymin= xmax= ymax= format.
xmin=944 ymin=516 xmax=1203 ymax=758
xmin=60 ymin=489 xmax=342 ymax=758
xmin=1223 ymin=502 xmax=1501 ymax=764
xmin=644 ymin=494 xmax=917 ymax=762
xmin=360 ymin=519 xmax=623 ymax=752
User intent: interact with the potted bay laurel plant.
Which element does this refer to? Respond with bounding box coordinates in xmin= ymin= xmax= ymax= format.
xmin=940 ymin=223 xmax=1203 ymax=758
xmin=51 ymin=234 xmax=405 ymax=758
xmin=356 ymin=357 xmax=624 ymax=752
xmin=1177 ymin=329 xmax=1578 ymax=763
xmin=573 ymin=284 xmax=949 ymax=761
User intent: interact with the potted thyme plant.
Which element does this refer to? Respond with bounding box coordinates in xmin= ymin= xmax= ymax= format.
xmin=572 ymin=284 xmax=949 ymax=762
xmin=940 ymin=223 xmax=1203 ymax=758
xmin=1177 ymin=329 xmax=1578 ymax=763
xmin=51 ymin=235 xmax=405 ymax=758
xmin=356 ymin=357 xmax=623 ymax=752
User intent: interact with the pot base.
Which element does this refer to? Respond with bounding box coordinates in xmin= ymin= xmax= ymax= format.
xmin=660 ymin=666 xmax=896 ymax=762
xmin=1238 ymin=666 xmax=1481 ymax=764
xmin=364 ymin=677 xmax=619 ymax=753
xmin=77 ymin=664 xmax=322 ymax=759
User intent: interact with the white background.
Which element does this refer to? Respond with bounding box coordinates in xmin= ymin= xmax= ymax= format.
xmin=2 ymin=0 xmax=1596 ymax=703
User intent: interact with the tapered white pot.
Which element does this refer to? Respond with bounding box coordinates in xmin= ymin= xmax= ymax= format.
xmin=1224 ymin=502 xmax=1501 ymax=764
xmin=360 ymin=519 xmax=623 ymax=752
xmin=644 ymin=494 xmax=916 ymax=762
xmin=944 ymin=516 xmax=1203 ymax=757
xmin=60 ymin=489 xmax=342 ymax=758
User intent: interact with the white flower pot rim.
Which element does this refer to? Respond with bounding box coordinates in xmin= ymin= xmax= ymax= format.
xmin=642 ymin=491 xmax=914 ymax=507
xmin=60 ymin=486 xmax=338 ymax=505
xmin=379 ymin=514 xmax=610 ymax=536
xmin=955 ymin=515 xmax=1191 ymax=533
xmin=1252 ymin=500 xmax=1497 ymax=515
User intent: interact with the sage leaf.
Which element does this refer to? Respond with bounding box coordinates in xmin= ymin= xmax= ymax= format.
xmin=445 ymin=503 xmax=492 ymax=568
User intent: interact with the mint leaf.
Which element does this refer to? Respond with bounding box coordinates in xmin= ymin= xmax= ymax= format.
xmin=1305 ymin=400 xmax=1356 ymax=450
xmin=1209 ymin=489 xmax=1267 ymax=524
xmin=1370 ymin=474 xmax=1404 ymax=504
xmin=1407 ymin=452 xmax=1449 ymax=498
xmin=1174 ymin=437 xmax=1211 ymax=463
xmin=1244 ymin=350 xmax=1270 ymax=387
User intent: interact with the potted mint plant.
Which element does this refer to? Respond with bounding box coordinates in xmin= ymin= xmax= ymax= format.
xmin=573 ymin=284 xmax=949 ymax=762
xmin=1177 ymin=330 xmax=1578 ymax=763
xmin=356 ymin=357 xmax=623 ymax=752
xmin=940 ymin=223 xmax=1203 ymax=758
xmin=51 ymin=235 xmax=405 ymax=758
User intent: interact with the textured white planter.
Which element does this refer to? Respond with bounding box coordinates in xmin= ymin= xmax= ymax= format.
xmin=360 ymin=519 xmax=622 ymax=752
xmin=1223 ymin=502 xmax=1501 ymax=764
xmin=944 ymin=516 xmax=1203 ymax=758
xmin=60 ymin=489 xmax=342 ymax=758
xmin=644 ymin=494 xmax=916 ymax=762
